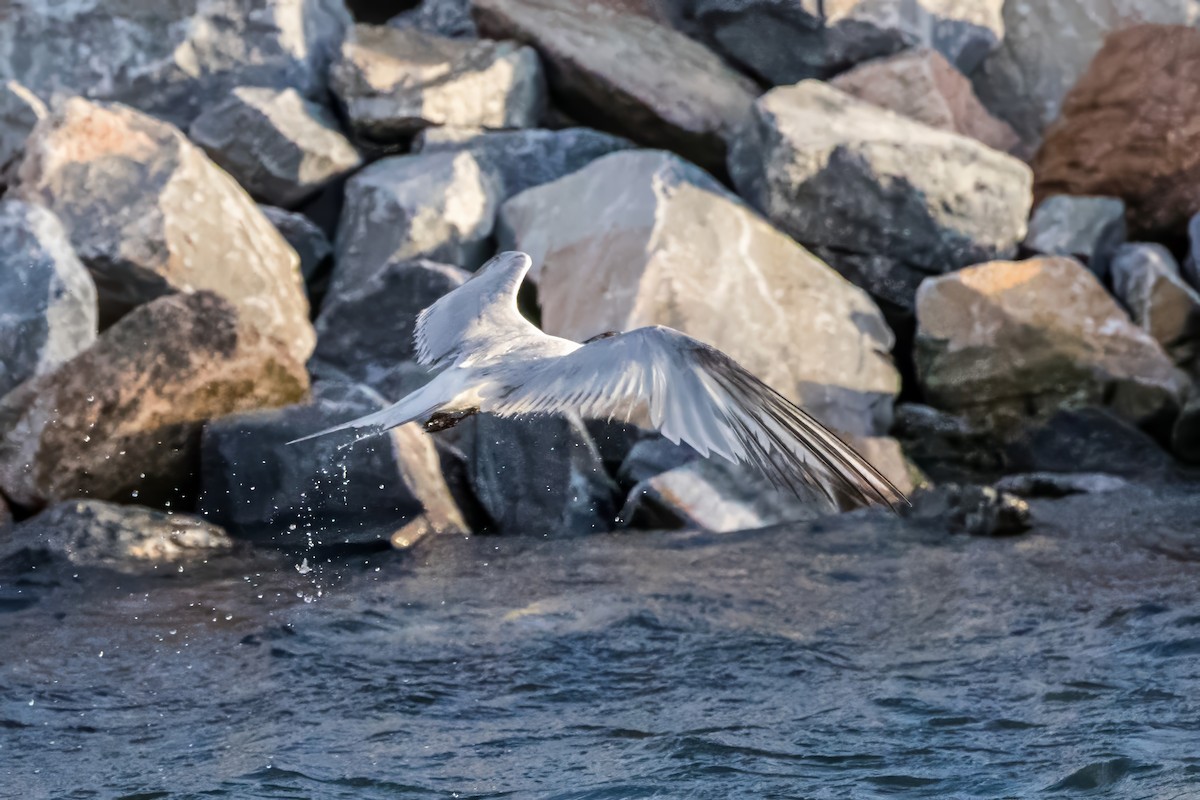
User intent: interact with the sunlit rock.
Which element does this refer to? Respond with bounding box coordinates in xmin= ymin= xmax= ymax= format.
xmin=0 ymin=292 xmax=308 ymax=509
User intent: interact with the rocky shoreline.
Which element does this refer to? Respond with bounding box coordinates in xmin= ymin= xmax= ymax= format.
xmin=2 ymin=0 xmax=1200 ymax=572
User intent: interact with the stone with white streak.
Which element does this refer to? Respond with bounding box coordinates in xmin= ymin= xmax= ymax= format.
xmin=1110 ymin=243 xmax=1200 ymax=373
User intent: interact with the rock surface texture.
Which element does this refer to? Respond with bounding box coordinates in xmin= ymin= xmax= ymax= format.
xmin=1023 ymin=195 xmax=1126 ymax=277
xmin=389 ymin=0 xmax=478 ymax=38
xmin=500 ymin=149 xmax=900 ymax=436
xmin=1111 ymin=243 xmax=1200 ymax=372
xmin=0 ymin=200 xmax=97 ymax=398
xmin=259 ymin=206 xmax=333 ymax=284
xmin=15 ymin=98 xmax=314 ymax=365
xmin=0 ymin=80 xmax=44 ymax=179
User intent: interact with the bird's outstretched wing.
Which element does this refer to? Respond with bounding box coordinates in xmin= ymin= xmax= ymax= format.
xmin=482 ymin=325 xmax=908 ymax=512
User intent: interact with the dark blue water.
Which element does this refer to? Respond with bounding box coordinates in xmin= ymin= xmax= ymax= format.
xmin=3 ymin=486 xmax=1200 ymax=799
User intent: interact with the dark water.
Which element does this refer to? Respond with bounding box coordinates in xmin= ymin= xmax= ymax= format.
xmin=3 ymin=486 xmax=1200 ymax=799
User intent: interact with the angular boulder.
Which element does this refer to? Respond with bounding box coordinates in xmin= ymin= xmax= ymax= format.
xmin=500 ymin=149 xmax=900 ymax=436
xmin=1032 ymin=25 xmax=1200 ymax=239
xmin=915 ymin=256 xmax=1186 ymax=426
xmin=199 ymin=382 xmax=466 ymax=543
xmin=189 ymin=87 xmax=362 ymax=208
xmin=1023 ymin=195 xmax=1127 ymax=278
xmin=332 ymin=151 xmax=502 ymax=294
xmin=2 ymin=501 xmax=233 ymax=574
xmin=730 ymin=81 xmax=1033 ymax=279
xmin=0 ymin=292 xmax=308 ymax=509
xmin=0 ymin=200 xmax=97 ymax=398
xmin=15 ymin=99 xmax=314 ymax=365
xmin=974 ymin=1 xmax=1192 ymax=144
xmin=0 ymin=0 xmax=352 ymax=129
xmin=472 ymin=0 xmax=758 ymax=173
xmin=259 ymin=206 xmax=333 ymax=284
xmin=412 ymin=126 xmax=633 ymax=198
xmin=1110 ymin=243 xmax=1200 ymax=372
xmin=330 ymin=24 xmax=544 ymax=142
xmin=830 ymin=48 xmax=1019 ymax=153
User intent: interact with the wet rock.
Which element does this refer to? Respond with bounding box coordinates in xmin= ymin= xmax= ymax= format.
xmin=331 ymin=151 xmax=502 ymax=295
xmin=412 ymin=126 xmax=633 ymax=198
xmin=199 ymin=382 xmax=465 ymax=542
xmin=730 ymin=81 xmax=1032 ymax=280
xmin=0 ymin=292 xmax=308 ymax=509
xmin=2 ymin=501 xmax=233 ymax=574
xmin=259 ymin=206 xmax=333 ymax=284
xmin=974 ymin=1 xmax=1191 ymax=144
xmin=473 ymin=0 xmax=758 ymax=173
xmin=499 ymin=149 xmax=900 ymax=436
xmin=1023 ymin=195 xmax=1126 ymax=278
xmin=0 ymin=201 xmax=97 ymax=398
xmin=616 ymin=437 xmax=698 ymax=486
xmin=906 ymin=484 xmax=1031 ymax=537
xmin=830 ymin=48 xmax=1019 ymax=154
xmin=467 ymin=413 xmax=619 ymax=535
xmin=681 ymin=0 xmax=1004 ymax=85
xmin=0 ymin=0 xmax=352 ymax=129
xmin=389 ymin=0 xmax=477 ymax=38
xmin=189 ymin=87 xmax=362 ymax=208
xmin=15 ymin=98 xmax=314 ymax=365
xmin=330 ymin=24 xmax=544 ymax=142
xmin=915 ymin=256 xmax=1186 ymax=427
xmin=1111 ymin=243 xmax=1200 ymax=372
xmin=993 ymin=472 xmax=1130 ymax=499
xmin=0 ymin=81 xmax=44 ymax=182
xmin=313 ymin=259 xmax=468 ymax=397
xmin=1032 ymin=24 xmax=1200 ymax=238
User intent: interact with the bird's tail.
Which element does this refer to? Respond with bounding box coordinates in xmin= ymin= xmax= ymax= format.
xmin=286 ymin=379 xmax=447 ymax=445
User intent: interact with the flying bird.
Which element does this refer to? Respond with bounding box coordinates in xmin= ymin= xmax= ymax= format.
xmin=292 ymin=251 xmax=907 ymax=511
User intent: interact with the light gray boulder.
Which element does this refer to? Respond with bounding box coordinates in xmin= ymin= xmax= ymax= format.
xmin=1023 ymin=195 xmax=1126 ymax=278
xmin=389 ymin=0 xmax=477 ymax=38
xmin=259 ymin=206 xmax=333 ymax=284
xmin=330 ymin=24 xmax=544 ymax=142
xmin=1111 ymin=243 xmax=1200 ymax=372
xmin=0 ymin=200 xmax=97 ymax=398
xmin=500 ymin=149 xmax=900 ymax=436
xmin=331 ymin=150 xmax=503 ymax=295
xmin=15 ymin=98 xmax=315 ymax=365
xmin=189 ymin=87 xmax=362 ymax=208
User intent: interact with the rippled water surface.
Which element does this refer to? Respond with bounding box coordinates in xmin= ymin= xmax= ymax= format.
xmin=3 ymin=487 xmax=1200 ymax=798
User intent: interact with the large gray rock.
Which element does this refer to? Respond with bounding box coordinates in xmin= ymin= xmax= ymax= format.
xmin=467 ymin=413 xmax=619 ymax=535
xmin=0 ymin=0 xmax=352 ymax=129
xmin=15 ymin=98 xmax=315 ymax=365
xmin=2 ymin=501 xmax=233 ymax=574
xmin=389 ymin=0 xmax=477 ymax=38
xmin=0 ymin=292 xmax=308 ymax=509
xmin=1023 ymin=195 xmax=1126 ymax=278
xmin=682 ymin=0 xmax=1005 ymax=84
xmin=313 ymin=259 xmax=469 ymax=397
xmin=199 ymin=382 xmax=466 ymax=543
xmin=189 ymin=87 xmax=362 ymax=208
xmin=0 ymin=80 xmax=44 ymax=181
xmin=730 ymin=81 xmax=1033 ymax=280
xmin=332 ymin=151 xmax=502 ymax=295
xmin=330 ymin=24 xmax=544 ymax=142
xmin=500 ymin=149 xmax=900 ymax=436
xmin=972 ymin=0 xmax=1194 ymax=144
xmin=473 ymin=0 xmax=758 ymax=173
xmin=412 ymin=126 xmax=633 ymax=198
xmin=915 ymin=256 xmax=1186 ymax=427
xmin=259 ymin=206 xmax=333 ymax=284
xmin=0 ymin=200 xmax=97 ymax=398
xmin=1111 ymin=243 xmax=1200 ymax=373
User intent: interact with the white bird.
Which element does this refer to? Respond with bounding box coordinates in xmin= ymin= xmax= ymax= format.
xmin=291 ymin=251 xmax=907 ymax=511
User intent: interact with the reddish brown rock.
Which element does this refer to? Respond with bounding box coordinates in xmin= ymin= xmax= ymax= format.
xmin=831 ymin=48 xmax=1019 ymax=154
xmin=1033 ymin=25 xmax=1200 ymax=238
xmin=0 ymin=292 xmax=308 ymax=509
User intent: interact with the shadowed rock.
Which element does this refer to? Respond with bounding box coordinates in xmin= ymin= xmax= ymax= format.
xmin=0 ymin=81 xmax=44 ymax=183
xmin=259 ymin=206 xmax=333 ymax=284
xmin=389 ymin=0 xmax=478 ymax=39
xmin=1111 ymin=243 xmax=1200 ymax=373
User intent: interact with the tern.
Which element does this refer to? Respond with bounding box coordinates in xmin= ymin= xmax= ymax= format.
xmin=292 ymin=251 xmax=907 ymax=511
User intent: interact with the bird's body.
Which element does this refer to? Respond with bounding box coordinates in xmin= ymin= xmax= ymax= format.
xmin=292 ymin=251 xmax=907 ymax=512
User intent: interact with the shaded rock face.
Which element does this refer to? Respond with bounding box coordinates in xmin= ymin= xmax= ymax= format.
xmin=1170 ymin=392 xmax=1200 ymax=462
xmin=0 ymin=0 xmax=352 ymax=129
xmin=189 ymin=87 xmax=362 ymax=208
xmin=0 ymin=81 xmax=45 ymax=181
xmin=729 ymin=81 xmax=1032 ymax=314
xmin=974 ymin=1 xmax=1192 ymax=145
xmin=15 ymin=98 xmax=315 ymax=365
xmin=199 ymin=382 xmax=465 ymax=542
xmin=830 ymin=48 xmax=1019 ymax=153
xmin=389 ymin=0 xmax=478 ymax=38
xmin=0 ymin=292 xmax=308 ymax=509
xmin=331 ymin=24 xmax=545 ymax=142
xmin=259 ymin=205 xmax=333 ymax=284
xmin=682 ymin=0 xmax=1004 ymax=84
xmin=412 ymin=126 xmax=633 ymax=199
xmin=500 ymin=149 xmax=900 ymax=436
xmin=1023 ymin=195 xmax=1126 ymax=278
xmin=915 ymin=257 xmax=1186 ymax=427
xmin=313 ymin=259 xmax=469 ymax=397
xmin=0 ymin=200 xmax=97 ymax=398
xmin=906 ymin=484 xmax=1030 ymax=537
xmin=467 ymin=413 xmax=619 ymax=534
xmin=472 ymin=0 xmax=758 ymax=173
xmin=332 ymin=150 xmax=501 ymax=295
xmin=1032 ymin=25 xmax=1200 ymax=239
xmin=2 ymin=500 xmax=232 ymax=574
xmin=1111 ymin=243 xmax=1200 ymax=373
